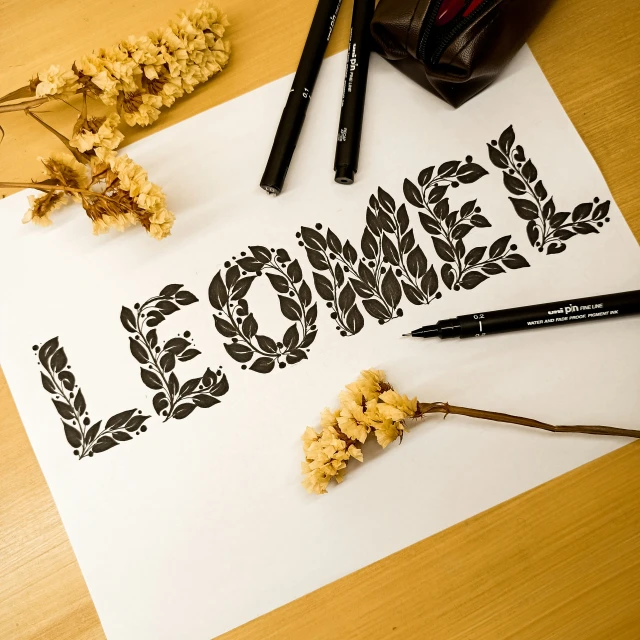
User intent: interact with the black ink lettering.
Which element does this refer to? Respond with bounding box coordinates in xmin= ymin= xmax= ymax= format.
xmin=210 ymin=247 xmax=317 ymax=373
xmin=404 ymin=156 xmax=529 ymax=291
xmin=488 ymin=125 xmax=611 ymax=255
xmin=37 ymin=337 xmax=151 ymax=460
xmin=122 ymin=284 xmax=229 ymax=420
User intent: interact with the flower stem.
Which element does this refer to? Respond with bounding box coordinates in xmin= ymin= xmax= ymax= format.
xmin=417 ymin=402 xmax=640 ymax=439
xmin=0 ymin=182 xmax=140 ymax=217
xmin=24 ymin=110 xmax=86 ymax=163
xmin=0 ymin=97 xmax=49 ymax=113
xmin=0 ymin=86 xmax=35 ymax=104
xmin=0 ymin=181 xmax=83 ymax=192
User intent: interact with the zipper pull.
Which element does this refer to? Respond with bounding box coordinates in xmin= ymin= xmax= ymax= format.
xmin=436 ymin=0 xmax=467 ymax=26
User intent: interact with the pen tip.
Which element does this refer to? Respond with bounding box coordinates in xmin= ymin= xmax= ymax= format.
xmin=402 ymin=333 xmax=412 ymax=337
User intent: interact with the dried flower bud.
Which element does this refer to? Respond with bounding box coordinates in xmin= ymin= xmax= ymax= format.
xmin=40 ymin=153 xmax=90 ymax=193
xmin=70 ymin=113 xmax=124 ymax=154
xmin=34 ymin=65 xmax=80 ymax=98
xmin=22 ymin=192 xmax=67 ymax=227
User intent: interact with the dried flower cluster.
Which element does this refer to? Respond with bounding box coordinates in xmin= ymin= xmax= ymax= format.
xmin=302 ymin=370 xmax=418 ymax=494
xmin=21 ymin=151 xmax=174 ymax=238
xmin=72 ymin=3 xmax=230 ymax=126
xmin=0 ymin=2 xmax=230 ymax=239
xmin=302 ymin=368 xmax=640 ymax=495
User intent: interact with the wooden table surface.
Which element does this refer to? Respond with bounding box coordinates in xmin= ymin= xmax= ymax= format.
xmin=1 ymin=0 xmax=639 ymax=638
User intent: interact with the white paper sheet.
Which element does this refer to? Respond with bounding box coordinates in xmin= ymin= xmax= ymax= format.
xmin=1 ymin=47 xmax=639 ymax=640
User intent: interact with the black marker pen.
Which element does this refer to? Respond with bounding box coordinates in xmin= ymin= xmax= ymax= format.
xmin=334 ymin=0 xmax=374 ymax=185
xmin=260 ymin=0 xmax=343 ymax=196
xmin=404 ymin=290 xmax=640 ymax=339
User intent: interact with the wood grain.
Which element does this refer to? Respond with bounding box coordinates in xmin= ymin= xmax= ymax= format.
xmin=0 ymin=1 xmax=638 ymax=639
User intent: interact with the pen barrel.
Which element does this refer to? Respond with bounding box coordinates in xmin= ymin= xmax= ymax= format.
xmin=334 ymin=0 xmax=374 ymax=184
xmin=260 ymin=0 xmax=343 ymax=194
xmin=457 ymin=290 xmax=640 ymax=338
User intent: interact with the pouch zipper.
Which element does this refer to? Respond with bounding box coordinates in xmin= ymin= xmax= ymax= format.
xmin=417 ymin=0 xmax=497 ymax=65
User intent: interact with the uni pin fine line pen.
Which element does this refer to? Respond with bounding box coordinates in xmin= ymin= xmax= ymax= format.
xmin=260 ymin=0 xmax=343 ymax=196
xmin=404 ymin=290 xmax=640 ymax=339
xmin=334 ymin=0 xmax=374 ymax=185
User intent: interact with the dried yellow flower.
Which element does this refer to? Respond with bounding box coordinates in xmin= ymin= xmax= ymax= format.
xmin=75 ymin=2 xmax=229 ymax=126
xmin=90 ymin=209 xmax=137 ymax=236
xmin=5 ymin=2 xmax=230 ymax=240
xmin=35 ymin=65 xmax=80 ymax=98
xmin=374 ymin=419 xmax=405 ymax=449
xmin=377 ymin=390 xmax=418 ymax=422
xmin=337 ymin=401 xmax=371 ymax=444
xmin=319 ymin=407 xmax=341 ymax=429
xmin=340 ymin=368 xmax=390 ymax=405
xmin=301 ymin=369 xmax=419 ymax=493
xmin=118 ymin=90 xmax=163 ymax=127
xmin=40 ymin=153 xmax=90 ymax=194
xmin=302 ymin=369 xmax=640 ymax=494
xmin=347 ymin=444 xmax=363 ymax=462
xmin=70 ymin=113 xmax=124 ymax=154
xmin=107 ymin=154 xmax=175 ymax=239
xmin=301 ymin=422 xmax=362 ymax=495
xmin=22 ymin=192 xmax=67 ymax=227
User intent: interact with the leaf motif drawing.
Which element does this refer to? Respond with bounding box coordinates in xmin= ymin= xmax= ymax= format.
xmin=362 ymin=299 xmax=388 ymax=320
xmin=120 ymin=306 xmax=136 ymax=333
xmin=433 ymin=237 xmax=456 ymax=262
xmin=283 ymin=324 xmax=300 ymax=350
xmin=405 ymin=158 xmax=527 ymax=291
xmin=460 ymin=271 xmax=489 ymax=290
xmin=175 ymin=290 xmax=198 ymax=306
xmin=160 ymin=283 xmax=183 ymax=297
xmin=249 ymin=245 xmax=272 ymax=263
xmin=345 ymin=305 xmax=364 ymax=335
xmin=302 ymin=226 xmax=370 ymax=336
xmin=211 ymin=244 xmax=317 ymax=371
xmin=250 ymin=357 xmax=276 ymax=374
xmin=74 ymin=389 xmax=86 ymax=415
xmin=50 ymin=349 xmax=68 ymax=372
xmin=312 ymin=272 xmax=334 ymax=301
xmin=35 ymin=339 xmax=151 ymax=460
xmin=129 ymin=337 xmax=149 ymax=364
xmin=361 ymin=227 xmax=377 ymax=260
xmin=403 ymin=179 xmax=424 ymax=208
xmin=173 ymin=403 xmax=196 ymax=420
xmin=455 ymin=162 xmax=488 ymax=184
xmin=499 ymin=125 xmax=515 ymax=154
xmin=381 ymin=270 xmax=401 ymax=309
xmin=488 ymin=125 xmax=612 ymax=254
xmin=418 ymin=166 xmax=435 ymax=186
xmin=489 ymin=235 xmax=510 ymax=259
xmin=208 ymin=272 xmax=228 ymax=310
xmin=141 ymin=368 xmax=164 ymax=390
xmin=362 ymin=188 xmax=443 ymax=314
xmin=308 ymin=171 xmax=527 ymax=328
xmin=124 ymin=285 xmax=228 ymax=420
xmin=503 ymin=173 xmax=527 ymax=195
xmin=279 ymin=296 xmax=302 ymax=322
xmin=502 ymin=254 xmax=530 ymax=269
xmin=509 ymin=197 xmax=538 ymax=220
xmin=303 ymin=190 xmax=442 ymax=329
xmin=41 ymin=372 xmax=56 ymax=394
xmin=92 ymin=437 xmax=118 ymax=453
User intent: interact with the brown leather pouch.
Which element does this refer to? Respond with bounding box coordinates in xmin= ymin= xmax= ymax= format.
xmin=371 ymin=0 xmax=556 ymax=108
